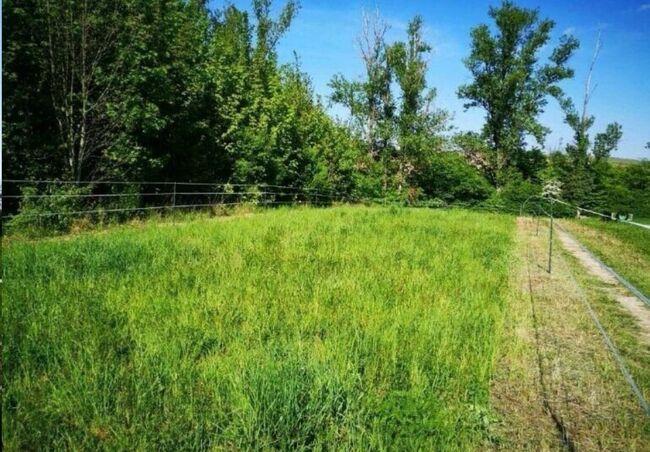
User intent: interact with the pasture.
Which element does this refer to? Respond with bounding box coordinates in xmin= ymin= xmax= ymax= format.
xmin=2 ymin=206 xmax=515 ymax=450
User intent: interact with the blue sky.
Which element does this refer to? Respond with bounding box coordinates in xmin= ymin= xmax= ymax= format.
xmin=219 ymin=0 xmax=650 ymax=159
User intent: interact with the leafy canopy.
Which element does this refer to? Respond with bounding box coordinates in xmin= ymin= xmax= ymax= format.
xmin=458 ymin=1 xmax=578 ymax=183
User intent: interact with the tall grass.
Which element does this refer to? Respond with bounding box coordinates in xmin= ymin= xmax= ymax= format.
xmin=564 ymin=218 xmax=650 ymax=297
xmin=3 ymin=206 xmax=514 ymax=449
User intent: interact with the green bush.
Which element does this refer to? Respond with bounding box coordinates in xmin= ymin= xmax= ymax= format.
xmin=7 ymin=185 xmax=93 ymax=235
xmin=483 ymin=171 xmax=541 ymax=213
xmin=7 ymin=184 xmax=146 ymax=236
xmin=414 ymin=152 xmax=493 ymax=205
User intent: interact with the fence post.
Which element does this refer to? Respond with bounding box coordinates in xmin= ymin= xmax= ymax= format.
xmin=548 ymin=200 xmax=554 ymax=273
xmin=172 ymin=182 xmax=176 ymax=209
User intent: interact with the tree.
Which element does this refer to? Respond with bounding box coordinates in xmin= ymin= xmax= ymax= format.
xmin=457 ymin=1 xmax=578 ymax=185
xmin=107 ymin=0 xmax=214 ymax=182
xmin=41 ymin=0 xmax=128 ymax=181
xmin=251 ymin=0 xmax=298 ymax=93
xmin=388 ymin=16 xmax=449 ymax=188
xmin=210 ymin=0 xmax=309 ymax=186
xmin=553 ymin=32 xmax=623 ymax=207
xmin=330 ymin=9 xmax=396 ymax=163
xmin=3 ymin=0 xmax=63 ymax=182
xmin=453 ymin=132 xmax=492 ymax=175
xmin=414 ymin=152 xmax=493 ymax=204
xmin=4 ymin=0 xmax=363 ymax=196
xmin=330 ymin=11 xmax=449 ymax=193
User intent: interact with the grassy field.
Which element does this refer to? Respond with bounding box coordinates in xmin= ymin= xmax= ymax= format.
xmin=562 ymin=218 xmax=650 ymax=297
xmin=3 ymin=206 xmax=515 ymax=450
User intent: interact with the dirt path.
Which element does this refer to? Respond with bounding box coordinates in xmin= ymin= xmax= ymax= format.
xmin=555 ymin=225 xmax=650 ymax=343
xmin=489 ymin=217 xmax=650 ymax=450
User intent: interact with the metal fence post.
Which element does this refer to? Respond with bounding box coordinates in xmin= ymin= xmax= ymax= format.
xmin=548 ymin=200 xmax=554 ymax=273
xmin=172 ymin=182 xmax=176 ymax=209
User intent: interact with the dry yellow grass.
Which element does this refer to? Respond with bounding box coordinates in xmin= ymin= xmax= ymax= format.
xmin=490 ymin=217 xmax=650 ymax=450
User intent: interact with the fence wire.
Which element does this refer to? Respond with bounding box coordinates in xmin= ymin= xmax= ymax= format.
xmin=1 ymin=179 xmax=523 ymax=226
xmin=521 ymin=197 xmax=650 ymax=418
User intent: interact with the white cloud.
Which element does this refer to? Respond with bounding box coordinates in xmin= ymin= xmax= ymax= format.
xmin=639 ymin=3 xmax=650 ymax=11
xmin=562 ymin=26 xmax=576 ymax=35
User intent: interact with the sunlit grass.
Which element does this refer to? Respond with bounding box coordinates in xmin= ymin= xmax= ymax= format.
xmin=3 ymin=206 xmax=515 ymax=449
xmin=564 ymin=218 xmax=650 ymax=297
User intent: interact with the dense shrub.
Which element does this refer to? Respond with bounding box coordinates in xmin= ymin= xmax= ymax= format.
xmin=7 ymin=185 xmax=93 ymax=234
xmin=483 ymin=171 xmax=541 ymax=212
xmin=414 ymin=152 xmax=493 ymax=205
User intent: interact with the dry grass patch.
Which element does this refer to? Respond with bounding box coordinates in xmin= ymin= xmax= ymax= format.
xmin=490 ymin=218 xmax=650 ymax=451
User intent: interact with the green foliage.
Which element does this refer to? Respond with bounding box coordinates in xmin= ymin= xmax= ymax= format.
xmin=7 ymin=185 xmax=93 ymax=235
xmin=484 ymin=170 xmax=542 ymax=211
xmin=3 ymin=0 xmax=64 ymax=181
xmin=593 ymin=123 xmax=623 ymax=161
xmin=3 ymin=0 xmax=361 ymax=198
xmin=453 ymin=132 xmax=494 ymax=180
xmin=551 ymin=76 xmax=623 ymax=209
xmin=330 ymin=12 xmax=450 ymax=194
xmin=458 ymin=1 xmax=578 ymax=184
xmin=6 ymin=0 xmax=641 ymax=224
xmin=329 ymin=12 xmax=396 ymax=162
xmin=603 ymin=160 xmax=650 ymax=217
xmin=3 ymin=207 xmax=515 ymax=449
xmin=6 ymin=185 xmax=148 ymax=236
xmin=389 ymin=16 xmax=451 ymax=185
xmin=415 ymin=152 xmax=494 ymax=204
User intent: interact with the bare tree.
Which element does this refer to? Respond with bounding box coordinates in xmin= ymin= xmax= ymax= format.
xmin=357 ymin=9 xmax=393 ymax=159
xmin=581 ymin=30 xmax=602 ymax=127
xmin=560 ymin=30 xmax=606 ymax=162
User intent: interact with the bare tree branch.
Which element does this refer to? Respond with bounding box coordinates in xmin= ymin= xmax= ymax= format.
xmin=582 ymin=29 xmax=602 ymax=125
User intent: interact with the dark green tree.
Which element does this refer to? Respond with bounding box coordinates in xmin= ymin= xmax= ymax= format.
xmin=3 ymin=0 xmax=63 ymax=182
xmin=457 ymin=1 xmax=578 ymax=185
xmin=4 ymin=0 xmax=366 ymax=205
xmin=3 ymin=0 xmax=132 ymax=182
xmin=330 ymin=12 xmax=450 ymax=194
xmin=108 ymin=0 xmax=213 ymax=182
xmin=40 ymin=0 xmax=134 ymax=181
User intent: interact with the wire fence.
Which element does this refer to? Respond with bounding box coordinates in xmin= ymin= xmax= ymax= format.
xmin=521 ymin=196 xmax=650 ymax=417
xmin=0 ymin=179 xmax=363 ymax=228
xmin=2 ymin=179 xmax=645 ymax=226
xmin=1 ymin=179 xmax=525 ymax=232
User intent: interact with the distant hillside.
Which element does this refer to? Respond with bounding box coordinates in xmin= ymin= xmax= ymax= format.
xmin=609 ymin=157 xmax=644 ymax=166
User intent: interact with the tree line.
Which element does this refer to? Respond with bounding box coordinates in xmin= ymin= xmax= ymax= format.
xmin=3 ymin=0 xmax=650 ymax=219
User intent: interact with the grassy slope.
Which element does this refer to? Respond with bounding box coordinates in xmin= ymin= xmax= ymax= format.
xmin=562 ymin=218 xmax=650 ymax=297
xmin=3 ymin=206 xmax=515 ymax=450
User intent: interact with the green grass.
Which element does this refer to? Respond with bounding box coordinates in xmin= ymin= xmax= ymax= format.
xmin=609 ymin=156 xmax=643 ymax=167
xmin=563 ymin=218 xmax=650 ymax=297
xmin=3 ymin=206 xmax=515 ymax=450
